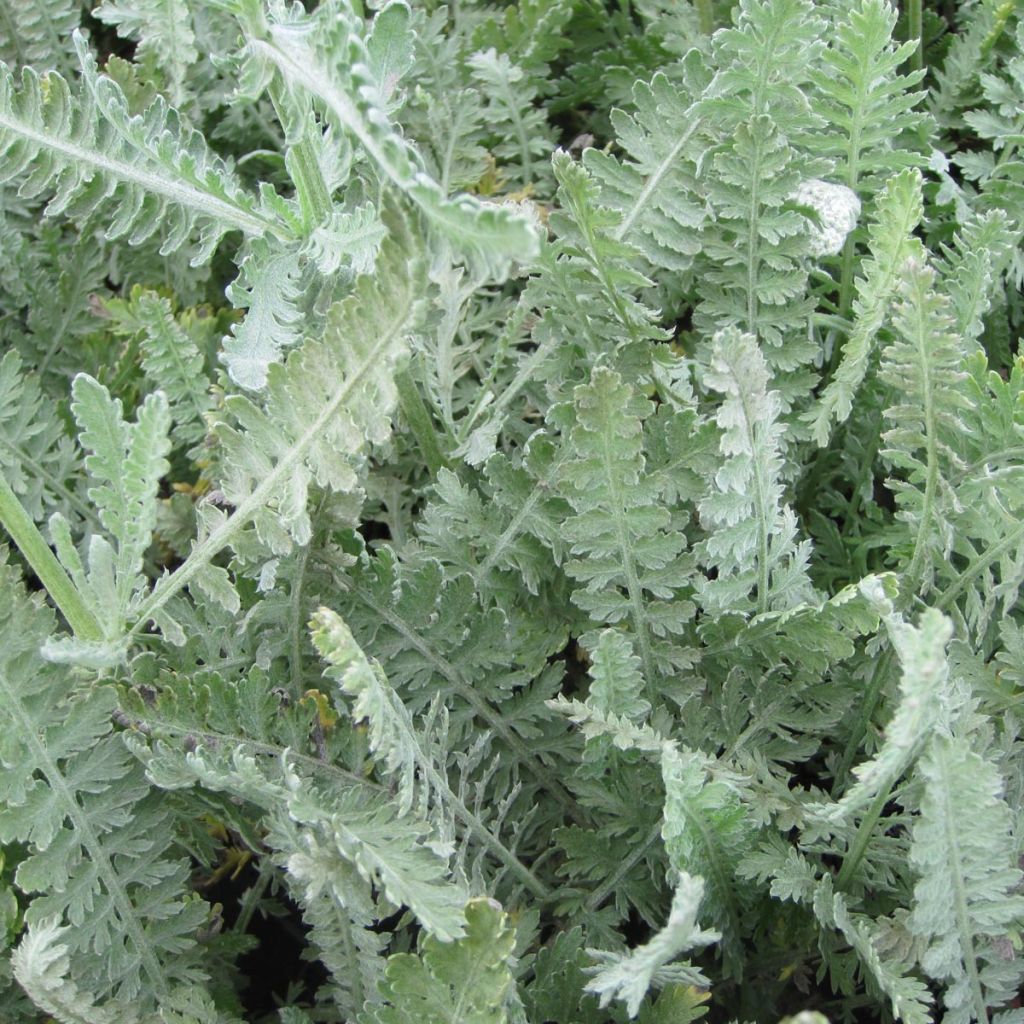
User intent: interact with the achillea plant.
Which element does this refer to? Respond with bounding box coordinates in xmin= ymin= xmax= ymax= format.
xmin=0 ymin=2 xmax=1022 ymax=1022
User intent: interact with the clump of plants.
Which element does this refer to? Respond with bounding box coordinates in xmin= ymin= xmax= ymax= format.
xmin=1 ymin=1 xmax=1023 ymax=1022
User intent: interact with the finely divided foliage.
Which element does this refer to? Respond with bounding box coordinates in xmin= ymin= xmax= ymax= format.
xmin=1 ymin=2 xmax=1024 ymax=1023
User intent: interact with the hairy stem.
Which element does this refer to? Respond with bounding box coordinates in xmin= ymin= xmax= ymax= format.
xmin=835 ymin=649 xmax=894 ymax=789
xmin=835 ymin=783 xmax=892 ymax=890
xmin=695 ymin=0 xmax=715 ymax=34
xmin=285 ymin=134 xmax=333 ymax=230
xmin=0 ymin=471 xmax=102 ymax=641
xmin=907 ymin=0 xmax=923 ymax=74
xmin=395 ymin=366 xmax=451 ymax=475
xmin=266 ymin=77 xmax=332 ymax=230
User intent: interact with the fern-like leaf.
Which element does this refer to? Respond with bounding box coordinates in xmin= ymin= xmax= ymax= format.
xmin=469 ymin=48 xmax=555 ymax=191
xmin=103 ymin=288 xmax=213 ymax=451
xmin=0 ymin=558 xmax=209 ymax=1010
xmin=0 ymin=0 xmax=79 ymax=75
xmin=698 ymin=328 xmax=814 ymax=615
xmin=414 ymin=431 xmax=571 ymax=602
xmin=909 ymin=735 xmax=1024 ymax=1024
xmin=0 ymin=349 xmax=89 ymax=529
xmin=243 ymin=4 xmax=539 ymax=280
xmin=583 ymin=64 xmax=709 ymax=273
xmin=879 ymin=256 xmax=971 ymax=600
xmin=660 ymin=744 xmax=753 ymax=980
xmin=809 ymin=169 xmax=925 ymax=444
xmin=0 ymin=34 xmax=291 ymax=265
xmin=559 ymin=366 xmax=696 ymax=689
xmin=221 ymin=240 xmax=303 ymax=391
xmin=359 ymin=898 xmax=516 ymax=1024
xmin=549 ymin=150 xmax=666 ymax=349
xmin=332 ymin=549 xmax=578 ymax=820
xmin=12 ymin=919 xmax=132 ymax=1024
xmin=93 ymin=0 xmax=198 ymax=106
xmin=585 ymin=873 xmax=718 ymax=1019
xmin=694 ymin=0 xmax=827 ymax=365
xmin=309 ymin=202 xmax=387 ymax=278
xmin=214 ymin=237 xmax=420 ymax=551
xmin=935 ymin=210 xmax=1014 ymax=351
xmin=808 ymin=0 xmax=926 ymax=198
xmin=130 ymin=235 xmax=423 ymax=641
xmin=161 ymin=741 xmax=468 ymax=944
xmin=812 ymin=876 xmax=934 ymax=1024
xmin=813 ymin=607 xmax=954 ymax=828
xmin=310 ymin=607 xmax=549 ymax=897
xmin=42 ymin=375 xmax=171 ymax=664
xmin=930 ymin=0 xmax=1014 ymax=132
xmin=585 ymin=628 xmax=650 ymax=724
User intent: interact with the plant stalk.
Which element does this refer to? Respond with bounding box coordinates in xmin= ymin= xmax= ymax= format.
xmin=395 ymin=367 xmax=451 ymax=475
xmin=696 ymin=0 xmax=715 ymax=34
xmin=907 ymin=0 xmax=923 ymax=74
xmin=269 ymin=82 xmax=332 ymax=230
xmin=835 ymin=783 xmax=892 ymax=890
xmin=835 ymin=648 xmax=893 ymax=788
xmin=0 ymin=471 xmax=102 ymax=641
xmin=285 ymin=135 xmax=333 ymax=230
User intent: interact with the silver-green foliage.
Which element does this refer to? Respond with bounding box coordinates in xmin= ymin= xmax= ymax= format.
xmin=0 ymin=0 xmax=79 ymax=75
xmin=0 ymin=3 xmax=1023 ymax=1024
xmin=0 ymin=558 xmax=209 ymax=1016
xmin=0 ymin=34 xmax=291 ymax=265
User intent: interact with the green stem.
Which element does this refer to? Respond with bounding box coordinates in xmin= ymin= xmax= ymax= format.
xmin=269 ymin=82 xmax=332 ymax=230
xmin=585 ymin=822 xmax=662 ymax=913
xmin=0 ymin=471 xmax=102 ymax=641
xmin=395 ymin=367 xmax=450 ymax=476
xmin=233 ymin=859 xmax=275 ymax=935
xmin=835 ymin=649 xmax=894 ymax=788
xmin=937 ymin=520 xmax=1024 ymax=614
xmin=285 ymin=134 xmax=333 ymax=229
xmin=695 ymin=0 xmax=715 ymax=34
xmin=835 ymin=230 xmax=858 ymax=338
xmin=835 ymin=782 xmax=892 ymax=890
xmin=289 ymin=541 xmax=312 ymax=690
xmin=907 ymin=0 xmax=923 ymax=74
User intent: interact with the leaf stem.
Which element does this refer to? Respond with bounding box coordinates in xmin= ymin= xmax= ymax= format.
xmin=233 ymin=858 xmax=276 ymax=935
xmin=835 ymin=782 xmax=892 ymax=890
xmin=285 ymin=134 xmax=333 ymax=230
xmin=907 ymin=0 xmax=923 ymax=74
xmin=695 ymin=0 xmax=715 ymax=34
xmin=395 ymin=366 xmax=451 ymax=475
xmin=835 ymin=648 xmax=893 ymax=788
xmin=0 ymin=471 xmax=102 ymax=641
xmin=270 ymin=82 xmax=333 ymax=230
